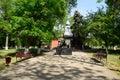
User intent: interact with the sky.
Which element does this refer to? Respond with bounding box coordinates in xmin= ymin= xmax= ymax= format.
xmin=71 ymin=0 xmax=107 ymax=17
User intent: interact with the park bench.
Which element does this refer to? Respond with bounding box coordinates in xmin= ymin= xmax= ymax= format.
xmin=92 ymin=52 xmax=107 ymax=64
xmin=16 ymin=53 xmax=32 ymax=61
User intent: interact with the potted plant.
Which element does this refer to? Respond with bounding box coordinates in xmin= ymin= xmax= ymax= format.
xmin=5 ymin=56 xmax=11 ymax=66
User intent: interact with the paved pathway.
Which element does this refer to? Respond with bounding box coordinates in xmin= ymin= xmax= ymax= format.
xmin=0 ymin=50 xmax=120 ymax=80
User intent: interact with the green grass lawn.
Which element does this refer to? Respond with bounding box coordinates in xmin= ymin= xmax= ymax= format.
xmin=0 ymin=49 xmax=17 ymax=70
xmin=107 ymin=54 xmax=120 ymax=75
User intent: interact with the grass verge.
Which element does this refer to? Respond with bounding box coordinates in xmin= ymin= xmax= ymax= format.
xmin=107 ymin=54 xmax=120 ymax=75
xmin=84 ymin=49 xmax=120 ymax=75
xmin=0 ymin=49 xmax=17 ymax=71
xmin=0 ymin=48 xmax=48 ymax=71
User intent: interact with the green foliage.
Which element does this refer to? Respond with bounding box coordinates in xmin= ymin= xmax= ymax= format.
xmin=66 ymin=0 xmax=77 ymax=12
xmin=70 ymin=10 xmax=88 ymax=49
xmin=0 ymin=20 xmax=12 ymax=33
xmin=97 ymin=0 xmax=120 ymax=7
xmin=97 ymin=0 xmax=103 ymax=3
xmin=0 ymin=0 xmax=12 ymax=29
xmin=71 ymin=11 xmax=83 ymax=37
xmin=86 ymin=6 xmax=120 ymax=54
xmin=0 ymin=32 xmax=5 ymax=48
xmin=0 ymin=0 xmax=13 ymax=49
xmin=11 ymin=0 xmax=70 ymax=46
xmin=0 ymin=63 xmax=6 ymax=71
xmin=0 ymin=0 xmax=77 ymax=48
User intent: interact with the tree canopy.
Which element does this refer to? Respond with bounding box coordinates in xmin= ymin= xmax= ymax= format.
xmin=69 ymin=0 xmax=120 ymax=52
xmin=70 ymin=10 xmax=88 ymax=49
xmin=0 ymin=0 xmax=77 ymax=49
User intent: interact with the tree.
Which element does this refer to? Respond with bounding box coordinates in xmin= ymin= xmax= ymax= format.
xmin=97 ymin=0 xmax=120 ymax=9
xmin=0 ymin=0 xmax=12 ymax=50
xmin=66 ymin=0 xmax=77 ymax=12
xmin=0 ymin=0 xmax=77 ymax=50
xmin=0 ymin=30 xmax=5 ymax=48
xmin=71 ymin=10 xmax=88 ymax=49
xmin=11 ymin=0 xmax=78 ymax=49
xmin=97 ymin=0 xmax=120 ymax=47
xmin=86 ymin=7 xmax=120 ymax=53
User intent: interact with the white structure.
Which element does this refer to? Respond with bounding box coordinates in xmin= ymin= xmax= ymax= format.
xmin=64 ymin=21 xmax=73 ymax=37
xmin=63 ymin=21 xmax=73 ymax=48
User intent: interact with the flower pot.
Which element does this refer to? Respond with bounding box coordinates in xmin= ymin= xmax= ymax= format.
xmin=5 ymin=56 xmax=11 ymax=66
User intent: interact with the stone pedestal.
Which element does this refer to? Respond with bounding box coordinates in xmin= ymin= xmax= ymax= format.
xmin=56 ymin=47 xmax=72 ymax=55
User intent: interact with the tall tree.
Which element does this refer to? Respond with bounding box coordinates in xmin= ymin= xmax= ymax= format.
xmin=86 ymin=7 xmax=120 ymax=53
xmin=11 ymin=0 xmax=77 ymax=49
xmin=0 ymin=0 xmax=12 ymax=50
xmin=97 ymin=0 xmax=120 ymax=47
xmin=71 ymin=10 xmax=88 ymax=49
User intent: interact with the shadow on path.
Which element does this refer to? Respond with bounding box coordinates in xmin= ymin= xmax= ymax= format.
xmin=0 ymin=52 xmax=120 ymax=80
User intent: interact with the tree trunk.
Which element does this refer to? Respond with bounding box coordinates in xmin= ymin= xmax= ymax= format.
xmin=105 ymin=45 xmax=108 ymax=63
xmin=82 ymin=44 xmax=84 ymax=50
xmin=37 ymin=41 xmax=42 ymax=55
xmin=24 ymin=37 xmax=31 ymax=53
xmin=105 ymin=40 xmax=109 ymax=54
xmin=105 ymin=46 xmax=108 ymax=54
xmin=5 ymin=33 xmax=8 ymax=50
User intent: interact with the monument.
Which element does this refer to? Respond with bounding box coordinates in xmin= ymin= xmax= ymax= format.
xmin=56 ymin=21 xmax=73 ymax=55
